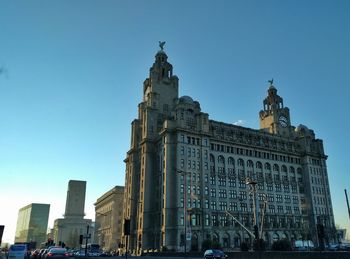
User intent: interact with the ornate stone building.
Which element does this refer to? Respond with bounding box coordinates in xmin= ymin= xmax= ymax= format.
xmin=94 ymin=186 xmax=124 ymax=252
xmin=122 ymin=44 xmax=335 ymax=253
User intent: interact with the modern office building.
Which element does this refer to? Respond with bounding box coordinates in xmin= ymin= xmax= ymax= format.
xmin=53 ymin=180 xmax=93 ymax=248
xmin=123 ymin=44 xmax=335 ymax=253
xmin=94 ymin=186 xmax=124 ymax=252
xmin=14 ymin=203 xmax=50 ymax=247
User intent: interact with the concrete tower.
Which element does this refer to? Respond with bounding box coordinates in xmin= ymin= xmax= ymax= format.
xmin=64 ymin=180 xmax=86 ymax=218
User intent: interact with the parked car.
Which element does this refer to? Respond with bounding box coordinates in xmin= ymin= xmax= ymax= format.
xmin=204 ymin=249 xmax=227 ymax=259
xmin=74 ymin=251 xmax=86 ymax=257
xmin=31 ymin=250 xmax=41 ymax=259
xmin=44 ymin=248 xmax=68 ymax=259
xmin=326 ymin=243 xmax=339 ymax=251
xmin=40 ymin=249 xmax=49 ymax=259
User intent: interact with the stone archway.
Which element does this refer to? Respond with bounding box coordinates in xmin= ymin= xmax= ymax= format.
xmin=213 ymin=233 xmax=219 ymax=243
xmin=234 ymin=233 xmax=241 ymax=248
xmin=272 ymin=233 xmax=279 ymax=242
xmin=222 ymin=233 xmax=230 ymax=249
xmin=191 ymin=233 xmax=198 ymax=251
xmin=282 ymin=232 xmax=289 ymax=240
xmin=264 ymin=232 xmax=270 ymax=247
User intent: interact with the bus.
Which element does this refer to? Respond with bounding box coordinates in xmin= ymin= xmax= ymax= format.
xmin=8 ymin=244 xmax=28 ymax=259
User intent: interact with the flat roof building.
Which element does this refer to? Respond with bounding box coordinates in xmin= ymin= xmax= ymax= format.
xmin=94 ymin=186 xmax=124 ymax=252
xmin=15 ymin=203 xmax=50 ymax=247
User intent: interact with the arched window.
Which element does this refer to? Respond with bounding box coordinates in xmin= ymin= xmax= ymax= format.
xmin=273 ymin=164 xmax=279 ymax=172
xmin=238 ymin=158 xmax=244 ymax=167
xmin=281 ymin=165 xmax=287 ymax=173
xmin=218 ymin=155 xmax=225 ymax=164
xmin=228 ymin=157 xmax=235 ymax=166
xmin=218 ymin=155 xmax=225 ymax=175
xmin=264 ymin=163 xmax=271 ymax=171
xmin=256 ymin=161 xmax=262 ymax=170
xmin=227 ymin=157 xmax=235 ymax=175
xmin=247 ymin=160 xmax=254 ymax=168
xmin=210 ymin=154 xmax=215 ymax=163
xmin=289 ymin=166 xmax=295 ymax=174
xmin=297 ymin=168 xmax=302 ymax=175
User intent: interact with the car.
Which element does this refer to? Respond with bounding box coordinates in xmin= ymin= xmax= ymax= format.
xmin=44 ymin=248 xmax=69 ymax=259
xmin=31 ymin=249 xmax=41 ymax=259
xmin=204 ymin=249 xmax=227 ymax=259
xmin=74 ymin=251 xmax=86 ymax=257
xmin=326 ymin=244 xmax=339 ymax=251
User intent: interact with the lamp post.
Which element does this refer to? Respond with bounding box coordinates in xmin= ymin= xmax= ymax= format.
xmin=96 ymin=212 xmax=108 ymax=251
xmin=246 ymin=178 xmax=259 ymax=241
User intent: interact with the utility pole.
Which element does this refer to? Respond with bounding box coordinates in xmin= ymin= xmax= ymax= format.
xmin=345 ymin=189 xmax=350 ymax=222
xmin=246 ymin=179 xmax=259 ymax=239
xmin=85 ymin=224 xmax=90 ymax=256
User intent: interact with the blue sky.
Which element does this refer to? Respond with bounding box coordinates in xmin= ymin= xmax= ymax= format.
xmin=1 ymin=1 xmax=350 ymax=243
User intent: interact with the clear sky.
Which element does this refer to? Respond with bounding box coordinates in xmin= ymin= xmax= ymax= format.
xmin=1 ymin=0 xmax=350 ymax=244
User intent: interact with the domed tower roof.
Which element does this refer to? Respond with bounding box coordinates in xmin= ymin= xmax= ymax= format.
xmin=263 ymin=79 xmax=283 ymax=111
xmin=149 ymin=41 xmax=173 ymax=81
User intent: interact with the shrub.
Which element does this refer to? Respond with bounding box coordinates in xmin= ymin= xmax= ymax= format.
xmin=201 ymin=239 xmax=212 ymax=251
xmin=271 ymin=239 xmax=292 ymax=251
xmin=240 ymin=242 xmax=250 ymax=251
xmin=253 ymin=239 xmax=266 ymax=251
xmin=211 ymin=241 xmax=222 ymax=249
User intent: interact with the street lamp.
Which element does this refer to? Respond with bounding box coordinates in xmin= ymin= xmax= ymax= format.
xmin=95 ymin=212 xmax=108 ymax=251
xmin=245 ymin=178 xmax=259 ymax=240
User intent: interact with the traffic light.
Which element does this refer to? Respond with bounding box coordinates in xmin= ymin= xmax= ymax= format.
xmin=317 ymin=224 xmax=325 ymax=239
xmin=79 ymin=234 xmax=83 ymax=245
xmin=124 ymin=219 xmax=130 ymax=235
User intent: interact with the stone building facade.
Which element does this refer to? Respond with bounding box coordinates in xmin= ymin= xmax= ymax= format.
xmin=53 ymin=180 xmax=93 ymax=248
xmin=122 ymin=45 xmax=335 ymax=253
xmin=94 ymin=186 xmax=124 ymax=252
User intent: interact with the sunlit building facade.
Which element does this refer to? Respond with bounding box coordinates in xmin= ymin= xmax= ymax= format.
xmin=15 ymin=203 xmax=50 ymax=247
xmin=123 ymin=45 xmax=335 ymax=253
xmin=94 ymin=186 xmax=124 ymax=252
xmin=53 ymin=180 xmax=93 ymax=248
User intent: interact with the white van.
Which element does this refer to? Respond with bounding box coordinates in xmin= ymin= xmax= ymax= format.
xmin=8 ymin=244 xmax=27 ymax=259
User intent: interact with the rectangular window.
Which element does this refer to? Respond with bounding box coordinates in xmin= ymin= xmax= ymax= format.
xmin=180 ymin=146 xmax=184 ymax=155
xmin=210 ymin=201 xmax=216 ymax=210
xmin=228 ymin=178 xmax=236 ymax=187
xmin=204 ymin=199 xmax=209 ymax=209
xmin=210 ymin=176 xmax=216 ymax=185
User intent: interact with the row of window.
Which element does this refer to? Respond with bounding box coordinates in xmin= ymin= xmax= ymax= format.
xmin=179 ymin=134 xmax=209 ymax=147
xmin=315 ymin=206 xmax=331 ymax=215
xmin=210 ymin=155 xmax=301 ymax=174
xmin=210 ymin=143 xmax=301 ymax=164
xmin=180 ymin=213 xmax=304 ymax=227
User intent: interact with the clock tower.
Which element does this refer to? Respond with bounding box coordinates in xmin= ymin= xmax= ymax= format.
xmin=259 ymin=80 xmax=291 ymax=136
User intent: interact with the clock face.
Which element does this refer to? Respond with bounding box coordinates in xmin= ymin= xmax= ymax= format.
xmin=279 ymin=115 xmax=288 ymax=127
